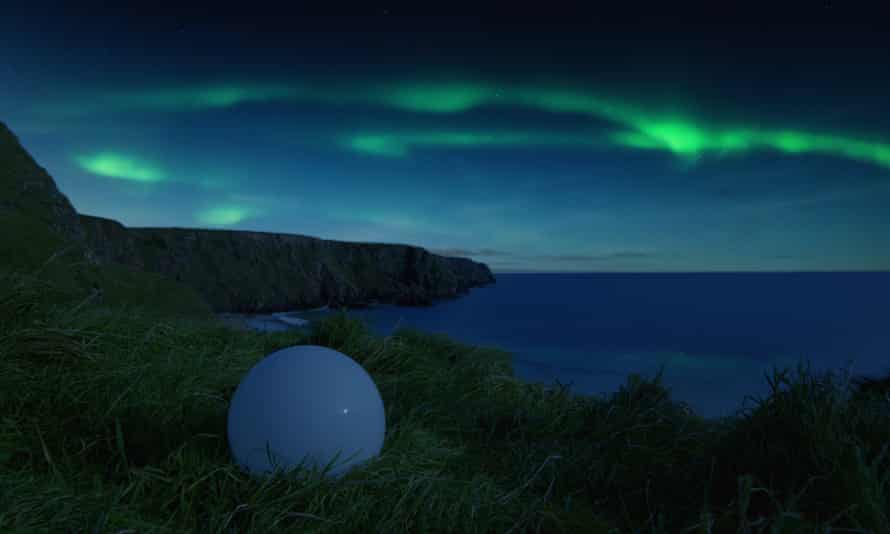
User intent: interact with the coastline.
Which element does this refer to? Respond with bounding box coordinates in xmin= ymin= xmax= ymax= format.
xmin=215 ymin=311 xmax=313 ymax=333
xmin=214 ymin=304 xmax=336 ymax=333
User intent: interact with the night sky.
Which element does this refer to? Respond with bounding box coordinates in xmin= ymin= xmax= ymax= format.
xmin=2 ymin=4 xmax=889 ymax=272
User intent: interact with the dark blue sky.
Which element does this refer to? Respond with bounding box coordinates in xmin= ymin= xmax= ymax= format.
xmin=2 ymin=4 xmax=889 ymax=272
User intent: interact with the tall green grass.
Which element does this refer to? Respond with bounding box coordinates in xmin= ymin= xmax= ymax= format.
xmin=1 ymin=250 xmax=888 ymax=532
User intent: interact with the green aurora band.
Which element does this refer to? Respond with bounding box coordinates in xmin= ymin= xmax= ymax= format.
xmin=64 ymin=81 xmax=890 ymax=169
xmin=345 ymin=130 xmax=604 ymax=157
xmin=372 ymin=83 xmax=890 ymax=168
xmin=375 ymin=82 xmax=498 ymax=113
xmin=75 ymin=152 xmax=166 ymax=182
xmin=103 ymin=83 xmax=300 ymax=111
xmin=195 ymin=206 xmax=253 ymax=226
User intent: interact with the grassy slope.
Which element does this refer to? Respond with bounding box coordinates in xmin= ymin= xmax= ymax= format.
xmin=1 ymin=119 xmax=216 ymax=323
xmin=0 ymin=209 xmax=217 ymax=323
xmin=1 ymin=245 xmax=889 ymax=533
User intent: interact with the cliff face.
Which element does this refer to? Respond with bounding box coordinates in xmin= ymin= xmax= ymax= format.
xmin=1 ymin=120 xmax=215 ymax=320
xmin=0 ymin=121 xmax=97 ymax=267
xmin=78 ymin=216 xmax=495 ymax=313
xmin=1 ymin=118 xmax=495 ymax=315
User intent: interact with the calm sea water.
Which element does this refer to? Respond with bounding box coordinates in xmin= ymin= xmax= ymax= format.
xmin=279 ymin=272 xmax=889 ymax=421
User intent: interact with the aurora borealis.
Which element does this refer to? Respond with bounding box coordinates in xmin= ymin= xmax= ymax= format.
xmin=2 ymin=6 xmax=888 ymax=272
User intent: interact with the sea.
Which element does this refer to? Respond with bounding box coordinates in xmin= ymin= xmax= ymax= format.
xmin=237 ymin=272 xmax=890 ymax=422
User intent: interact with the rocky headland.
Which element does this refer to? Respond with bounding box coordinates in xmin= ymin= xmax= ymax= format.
xmin=1 ymin=119 xmax=495 ymax=316
xmin=78 ymin=214 xmax=496 ymax=313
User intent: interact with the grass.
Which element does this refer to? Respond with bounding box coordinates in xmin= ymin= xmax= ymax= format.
xmin=1 ymin=251 xmax=889 ymax=533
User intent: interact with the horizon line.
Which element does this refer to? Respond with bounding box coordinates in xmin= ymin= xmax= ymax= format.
xmin=490 ymin=270 xmax=890 ymax=274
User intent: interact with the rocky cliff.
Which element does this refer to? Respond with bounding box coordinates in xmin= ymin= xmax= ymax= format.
xmin=2 ymin=118 xmax=495 ymax=315
xmin=78 ymin=215 xmax=495 ymax=313
xmin=1 ymin=120 xmax=216 ymax=320
xmin=0 ymin=121 xmax=97 ymax=268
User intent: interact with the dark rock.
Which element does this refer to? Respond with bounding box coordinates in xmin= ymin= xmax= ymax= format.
xmin=79 ymin=218 xmax=493 ymax=313
xmin=346 ymin=300 xmax=378 ymax=310
xmin=394 ymin=284 xmax=434 ymax=306
xmin=1 ymin=121 xmax=214 ymax=320
xmin=1 ymin=119 xmax=496 ymax=316
xmin=77 ymin=214 xmax=141 ymax=268
xmin=0 ymin=121 xmax=98 ymax=266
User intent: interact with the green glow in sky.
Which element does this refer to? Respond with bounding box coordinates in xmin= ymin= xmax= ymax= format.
xmin=372 ymin=82 xmax=890 ymax=169
xmin=61 ymin=80 xmax=890 ymax=169
xmin=376 ymin=82 xmax=498 ymax=113
xmin=112 ymin=83 xmax=299 ymax=111
xmin=348 ymin=135 xmax=408 ymax=157
xmin=195 ymin=206 xmax=251 ymax=226
xmin=345 ymin=130 xmax=601 ymax=157
xmin=47 ymin=83 xmax=302 ymax=116
xmin=612 ymin=122 xmax=890 ymax=168
xmin=75 ymin=152 xmax=165 ymax=182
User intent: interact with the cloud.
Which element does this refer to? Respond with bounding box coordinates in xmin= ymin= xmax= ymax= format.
xmin=478 ymin=248 xmax=511 ymax=256
xmin=542 ymin=251 xmax=658 ymax=262
xmin=427 ymin=248 xmax=659 ymax=267
xmin=478 ymin=249 xmax=667 ymax=272
xmin=427 ymin=248 xmax=513 ymax=257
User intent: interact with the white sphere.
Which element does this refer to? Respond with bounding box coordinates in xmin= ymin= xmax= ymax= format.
xmin=227 ymin=344 xmax=386 ymax=480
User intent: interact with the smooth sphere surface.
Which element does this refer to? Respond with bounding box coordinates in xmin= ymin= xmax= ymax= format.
xmin=227 ymin=345 xmax=386 ymax=479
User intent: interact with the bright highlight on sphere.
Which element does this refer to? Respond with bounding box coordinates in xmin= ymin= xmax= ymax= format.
xmin=227 ymin=345 xmax=386 ymax=480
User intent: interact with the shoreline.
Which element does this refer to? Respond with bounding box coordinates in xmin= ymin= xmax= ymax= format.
xmin=214 ymin=304 xmax=338 ymax=333
xmin=215 ymin=312 xmax=312 ymax=333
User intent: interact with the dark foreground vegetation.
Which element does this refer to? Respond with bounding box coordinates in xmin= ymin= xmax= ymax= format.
xmin=1 ymin=250 xmax=889 ymax=533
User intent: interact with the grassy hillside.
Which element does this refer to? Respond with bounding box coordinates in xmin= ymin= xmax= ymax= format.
xmin=1 ymin=249 xmax=889 ymax=532
xmin=0 ymin=211 xmax=215 ymax=323
xmin=2 ymin=119 xmax=215 ymax=323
